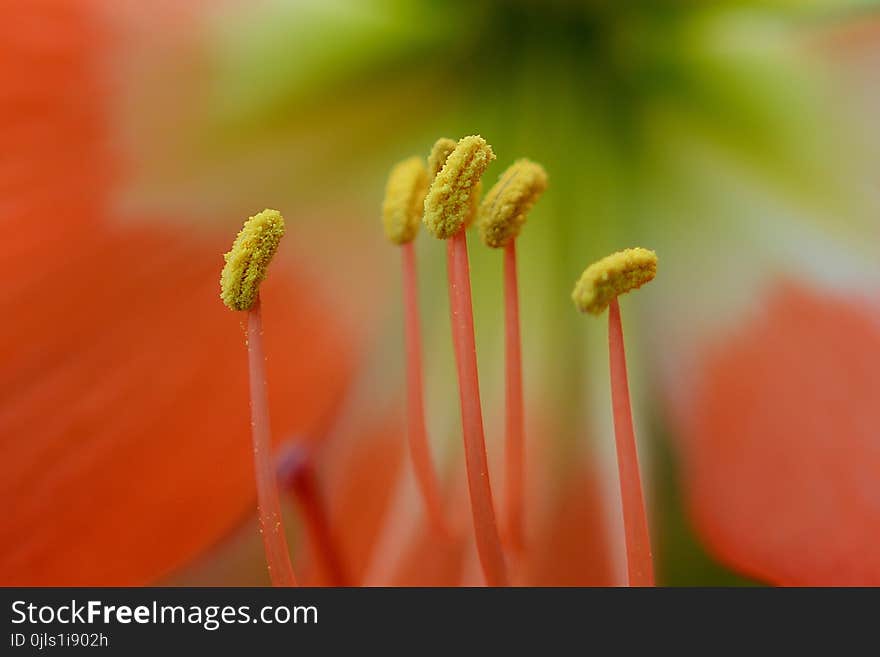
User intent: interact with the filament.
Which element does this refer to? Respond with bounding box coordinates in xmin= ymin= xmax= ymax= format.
xmin=247 ymin=295 xmax=297 ymax=587
xmin=446 ymin=230 xmax=508 ymax=586
xmin=608 ymin=298 xmax=654 ymax=586
xmin=401 ymin=241 xmax=451 ymax=537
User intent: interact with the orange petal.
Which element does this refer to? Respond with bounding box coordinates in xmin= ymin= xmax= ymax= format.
xmin=356 ymin=429 xmax=615 ymax=586
xmin=0 ymin=223 xmax=355 ymax=585
xmin=312 ymin=418 xmax=407 ymax=586
xmin=682 ymin=284 xmax=880 ymax=585
xmin=0 ymin=0 xmax=355 ymax=585
xmin=521 ymin=461 xmax=615 ymax=586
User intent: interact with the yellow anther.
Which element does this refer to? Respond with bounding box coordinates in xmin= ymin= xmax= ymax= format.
xmin=423 ymin=135 xmax=495 ymax=239
xmin=382 ymin=156 xmax=429 ymax=245
xmin=220 ymin=209 xmax=286 ymax=311
xmin=427 ymin=138 xmax=456 ymax=180
xmin=572 ymin=248 xmax=658 ymax=315
xmin=478 ymin=158 xmax=548 ymax=248
xmin=465 ymin=181 xmax=482 ymax=228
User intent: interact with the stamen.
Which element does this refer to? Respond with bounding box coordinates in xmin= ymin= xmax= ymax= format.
xmin=220 ymin=209 xmax=286 ymax=311
xmin=381 ymin=154 xmax=451 ymax=538
xmin=427 ymin=138 xmax=456 ymax=179
xmin=478 ymin=158 xmax=548 ymax=249
xmin=571 ymin=247 xmax=657 ymax=316
xmin=573 ymin=248 xmax=658 ymax=587
xmin=466 ymin=182 xmax=482 ymax=228
xmin=277 ymin=444 xmax=350 ymax=587
xmin=382 ymin=156 xmax=429 ymax=246
xmin=400 ymin=241 xmax=452 ymax=538
xmin=425 ymin=135 xmax=507 ymax=585
xmin=423 ymin=135 xmax=496 ymax=239
xmin=502 ymin=241 xmax=526 ymax=553
xmin=220 ymin=210 xmax=296 ymax=587
xmin=477 ymin=158 xmax=548 ymax=554
xmin=428 ymin=137 xmax=482 ymax=228
xmin=446 ymin=232 xmax=508 ymax=585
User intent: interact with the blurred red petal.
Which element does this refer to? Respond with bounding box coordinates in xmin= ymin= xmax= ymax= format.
xmin=0 ymin=231 xmax=354 ymax=585
xmin=323 ymin=419 xmax=406 ymax=585
xmin=0 ymin=0 xmax=355 ymax=584
xmin=384 ymin=522 xmax=467 ymax=586
xmin=521 ymin=461 xmax=614 ymax=586
xmin=351 ymin=431 xmax=615 ymax=586
xmin=682 ymin=284 xmax=880 ymax=585
xmin=289 ymin=415 xmax=466 ymax=587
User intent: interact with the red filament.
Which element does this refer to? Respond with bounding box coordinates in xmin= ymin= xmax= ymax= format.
xmin=446 ymin=230 xmax=508 ymax=586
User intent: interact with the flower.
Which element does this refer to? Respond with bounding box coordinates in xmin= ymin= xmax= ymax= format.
xmin=4 ymin=0 xmax=880 ymax=586
xmin=185 ymin=0 xmax=877 ymax=586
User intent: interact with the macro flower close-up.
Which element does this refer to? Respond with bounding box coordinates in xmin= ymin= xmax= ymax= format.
xmin=2 ymin=0 xmax=880 ymax=591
